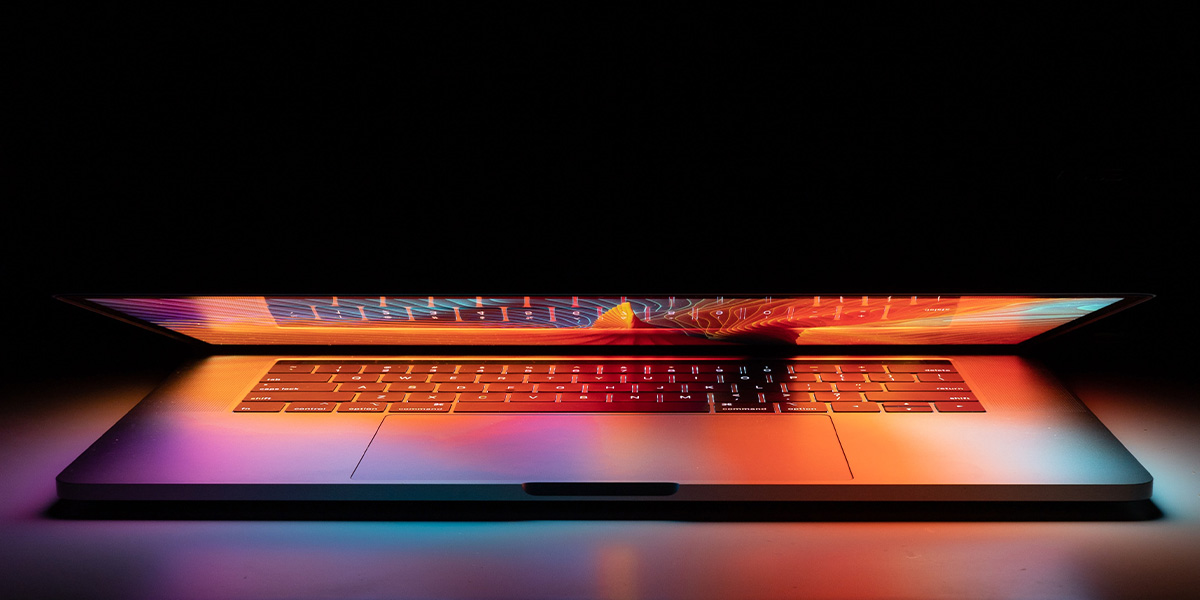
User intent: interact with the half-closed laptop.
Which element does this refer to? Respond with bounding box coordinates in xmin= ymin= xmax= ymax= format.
xmin=55 ymin=294 xmax=1153 ymax=502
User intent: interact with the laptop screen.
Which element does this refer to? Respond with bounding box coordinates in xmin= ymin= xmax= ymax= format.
xmin=68 ymin=295 xmax=1139 ymax=346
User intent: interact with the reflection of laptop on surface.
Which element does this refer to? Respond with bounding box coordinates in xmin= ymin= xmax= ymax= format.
xmin=56 ymin=294 xmax=1153 ymax=502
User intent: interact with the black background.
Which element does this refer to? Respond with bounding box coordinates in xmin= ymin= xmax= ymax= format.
xmin=7 ymin=6 xmax=1192 ymax=368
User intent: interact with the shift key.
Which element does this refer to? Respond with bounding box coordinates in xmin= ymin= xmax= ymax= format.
xmin=242 ymin=391 xmax=356 ymax=402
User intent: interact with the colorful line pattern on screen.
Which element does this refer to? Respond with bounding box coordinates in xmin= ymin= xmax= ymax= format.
xmin=85 ymin=296 xmax=1120 ymax=345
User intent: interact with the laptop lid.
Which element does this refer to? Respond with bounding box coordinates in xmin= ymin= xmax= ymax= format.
xmin=57 ymin=294 xmax=1150 ymax=350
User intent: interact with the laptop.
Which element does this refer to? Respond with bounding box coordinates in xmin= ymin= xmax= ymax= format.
xmin=55 ymin=293 xmax=1153 ymax=502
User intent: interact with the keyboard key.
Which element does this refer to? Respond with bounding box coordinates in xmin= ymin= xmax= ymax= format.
xmin=815 ymin=392 xmax=864 ymax=402
xmin=507 ymin=364 xmax=552 ymax=374
xmin=487 ymin=383 xmax=536 ymax=393
xmin=646 ymin=364 xmax=692 ymax=373
xmin=560 ymin=393 xmax=610 ymax=402
xmin=865 ymin=392 xmax=978 ymax=403
xmin=554 ymin=364 xmax=602 ymax=374
xmin=762 ymin=393 xmax=811 ymax=403
xmin=821 ymin=373 xmax=868 ymax=382
xmin=887 ymin=364 xmax=957 ymax=373
xmin=456 ymin=393 xmax=509 ymax=402
xmin=253 ymin=383 xmax=338 ymax=392
xmin=410 ymin=364 xmax=456 ymax=374
xmin=868 ymin=373 xmax=917 ymax=383
xmin=777 ymin=373 xmax=819 ymax=382
xmin=917 ymin=373 xmax=965 ymax=382
xmin=361 ymin=393 xmax=406 ymax=403
xmin=883 ymin=404 xmax=933 ymax=413
xmin=510 ymin=393 xmax=558 ymax=402
xmin=586 ymin=383 xmax=635 ymax=392
xmin=381 ymin=374 xmax=431 ymax=383
xmin=338 ymin=402 xmax=387 ymax=412
xmin=478 ymin=374 xmax=526 ymax=383
xmin=437 ymin=383 xmax=487 ymax=393
xmin=884 ymin=383 xmax=971 ymax=392
xmin=234 ymin=401 xmax=286 ymax=412
xmin=389 ymin=402 xmax=452 ymax=413
xmin=778 ymin=402 xmax=828 ymax=413
xmin=260 ymin=374 xmax=332 ymax=383
xmin=453 ymin=362 xmax=501 ymax=372
xmin=269 ymin=364 xmax=314 ymax=374
xmin=388 ymin=383 xmax=437 ymax=392
xmin=439 ymin=383 xmax=488 ymax=393
xmin=453 ymin=401 xmax=711 ymax=413
xmin=362 ymin=364 xmax=410 ymax=374
xmin=286 ymin=402 xmax=338 ymax=412
xmin=315 ymin=364 xmax=364 ymax=374
xmin=661 ymin=393 xmax=709 ymax=402
xmin=837 ymin=364 xmax=887 ymax=373
xmin=332 ymin=373 xmax=379 ymax=383
xmin=832 ymin=382 xmax=884 ymax=392
xmin=405 ymin=393 xmax=458 ymax=403
xmin=338 ymin=383 xmax=386 ymax=392
xmin=784 ymin=382 xmax=835 ymax=392
xmin=610 ymin=394 xmax=661 ymax=402
xmin=934 ymin=402 xmax=986 ymax=413
xmin=716 ymin=403 xmax=775 ymax=413
xmin=831 ymin=402 xmax=880 ymax=412
xmin=243 ymin=392 xmax=355 ymax=402
xmin=637 ymin=383 xmax=684 ymax=393
xmin=790 ymin=363 xmax=839 ymax=373
xmin=538 ymin=383 xmax=585 ymax=393
xmin=528 ymin=374 xmax=574 ymax=383
xmin=576 ymin=374 xmax=625 ymax=384
xmin=429 ymin=374 xmax=478 ymax=383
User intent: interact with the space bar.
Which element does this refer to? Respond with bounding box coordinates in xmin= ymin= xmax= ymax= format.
xmin=453 ymin=401 xmax=711 ymax=413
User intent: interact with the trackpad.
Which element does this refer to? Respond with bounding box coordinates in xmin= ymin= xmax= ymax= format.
xmin=353 ymin=414 xmax=851 ymax=483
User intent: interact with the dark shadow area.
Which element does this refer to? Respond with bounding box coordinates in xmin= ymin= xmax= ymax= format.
xmin=46 ymin=498 xmax=1163 ymax=523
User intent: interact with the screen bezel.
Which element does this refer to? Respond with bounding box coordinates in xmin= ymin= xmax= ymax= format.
xmin=55 ymin=293 xmax=1154 ymax=356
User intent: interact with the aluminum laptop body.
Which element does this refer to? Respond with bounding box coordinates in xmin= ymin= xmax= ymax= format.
xmin=55 ymin=294 xmax=1153 ymax=502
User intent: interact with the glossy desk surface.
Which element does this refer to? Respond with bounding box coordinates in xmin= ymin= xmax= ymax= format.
xmin=3 ymin=357 xmax=1197 ymax=600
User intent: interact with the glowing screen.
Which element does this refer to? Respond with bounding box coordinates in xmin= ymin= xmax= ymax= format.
xmin=80 ymin=295 xmax=1123 ymax=345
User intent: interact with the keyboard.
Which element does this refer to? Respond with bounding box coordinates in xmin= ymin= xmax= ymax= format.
xmin=234 ymin=360 xmax=984 ymax=414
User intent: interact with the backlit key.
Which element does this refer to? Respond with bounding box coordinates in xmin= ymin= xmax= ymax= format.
xmin=917 ymin=373 xmax=965 ymax=382
xmin=888 ymin=364 xmax=957 ymax=373
xmin=362 ymin=364 xmax=410 ymax=374
xmin=884 ymin=383 xmax=971 ymax=392
xmin=821 ymin=373 xmax=868 ymax=382
xmin=404 ymin=393 xmax=458 ymax=402
xmin=883 ymin=404 xmax=933 ymax=413
xmin=784 ymin=382 xmax=835 ymax=392
xmin=338 ymin=402 xmax=386 ymax=412
xmin=790 ymin=364 xmax=839 ymax=373
xmin=837 ymin=364 xmax=887 ymax=373
xmin=456 ymin=393 xmax=509 ymax=402
xmin=243 ymin=392 xmax=355 ymax=402
xmin=866 ymin=392 xmax=978 ymax=403
xmin=934 ymin=402 xmax=985 ymax=412
xmin=286 ymin=402 xmax=337 ymax=412
xmin=269 ymin=364 xmax=314 ymax=374
xmin=390 ymin=402 xmax=452 ymax=413
xmin=778 ymin=402 xmax=828 ymax=413
xmin=234 ymin=401 xmax=286 ymax=412
xmin=315 ymin=364 xmax=364 ymax=374
xmin=260 ymin=374 xmax=332 ymax=383
xmin=831 ymin=402 xmax=880 ymax=412
xmin=388 ymin=382 xmax=437 ymax=392
xmin=254 ymin=383 xmax=338 ymax=392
